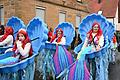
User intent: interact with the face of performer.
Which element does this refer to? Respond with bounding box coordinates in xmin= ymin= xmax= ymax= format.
xmin=18 ymin=33 xmax=25 ymax=41
xmin=57 ymin=30 xmax=62 ymax=37
xmin=93 ymin=24 xmax=99 ymax=33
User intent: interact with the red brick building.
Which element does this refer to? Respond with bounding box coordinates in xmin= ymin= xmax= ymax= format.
xmin=86 ymin=0 xmax=120 ymax=31
xmin=0 ymin=0 xmax=119 ymax=31
xmin=0 ymin=0 xmax=90 ymax=29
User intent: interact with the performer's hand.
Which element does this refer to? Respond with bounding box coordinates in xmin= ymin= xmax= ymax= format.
xmin=16 ymin=40 xmax=22 ymax=47
xmin=96 ymin=45 xmax=101 ymax=51
xmin=87 ymin=34 xmax=90 ymax=38
xmin=76 ymin=50 xmax=82 ymax=59
xmin=56 ymin=43 xmax=59 ymax=46
xmin=91 ymin=45 xmax=96 ymax=51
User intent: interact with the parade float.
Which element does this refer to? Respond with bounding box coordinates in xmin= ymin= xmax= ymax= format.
xmin=0 ymin=17 xmax=48 ymax=80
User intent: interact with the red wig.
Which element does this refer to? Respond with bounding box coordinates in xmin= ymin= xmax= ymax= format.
xmin=112 ymin=35 xmax=117 ymax=44
xmin=13 ymin=29 xmax=33 ymax=56
xmin=0 ymin=26 xmax=13 ymax=42
xmin=87 ymin=22 xmax=103 ymax=42
xmin=50 ymin=28 xmax=63 ymax=43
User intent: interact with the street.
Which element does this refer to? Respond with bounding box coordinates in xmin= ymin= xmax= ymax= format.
xmin=109 ymin=51 xmax=120 ymax=80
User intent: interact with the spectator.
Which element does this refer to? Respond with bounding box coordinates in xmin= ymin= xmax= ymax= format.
xmin=71 ymin=29 xmax=77 ymax=50
xmin=77 ymin=33 xmax=82 ymax=45
xmin=48 ymin=27 xmax=54 ymax=42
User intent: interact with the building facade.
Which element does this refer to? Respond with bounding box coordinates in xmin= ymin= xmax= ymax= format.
xmin=0 ymin=0 xmax=90 ymax=29
xmin=0 ymin=0 xmax=119 ymax=30
xmin=86 ymin=0 xmax=120 ymax=31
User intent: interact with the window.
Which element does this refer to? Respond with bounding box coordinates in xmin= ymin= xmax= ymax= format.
xmin=59 ymin=12 xmax=66 ymax=23
xmin=0 ymin=6 xmax=4 ymax=25
xmin=36 ymin=7 xmax=45 ymax=21
xmin=76 ymin=16 xmax=81 ymax=28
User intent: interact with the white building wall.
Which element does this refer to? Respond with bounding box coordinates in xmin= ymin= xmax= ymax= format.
xmin=107 ymin=7 xmax=120 ymax=31
xmin=114 ymin=7 xmax=119 ymax=31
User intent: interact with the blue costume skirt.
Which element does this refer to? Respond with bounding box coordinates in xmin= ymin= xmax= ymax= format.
xmin=53 ymin=45 xmax=74 ymax=75
xmin=68 ymin=46 xmax=93 ymax=80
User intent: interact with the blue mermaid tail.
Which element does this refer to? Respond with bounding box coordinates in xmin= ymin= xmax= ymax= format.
xmin=0 ymin=57 xmax=18 ymax=65
xmin=68 ymin=46 xmax=92 ymax=80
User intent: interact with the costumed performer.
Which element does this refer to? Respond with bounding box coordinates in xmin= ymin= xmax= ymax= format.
xmin=0 ymin=28 xmax=32 ymax=65
xmin=68 ymin=22 xmax=104 ymax=80
xmin=50 ymin=28 xmax=74 ymax=77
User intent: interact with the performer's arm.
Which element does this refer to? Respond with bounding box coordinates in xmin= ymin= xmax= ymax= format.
xmin=81 ymin=38 xmax=88 ymax=50
xmin=0 ymin=35 xmax=13 ymax=46
xmin=96 ymin=34 xmax=104 ymax=51
xmin=99 ymin=34 xmax=104 ymax=47
xmin=77 ymin=37 xmax=88 ymax=59
xmin=17 ymin=42 xmax=31 ymax=57
xmin=57 ymin=37 xmax=66 ymax=45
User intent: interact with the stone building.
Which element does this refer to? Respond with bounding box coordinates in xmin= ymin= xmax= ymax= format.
xmin=0 ymin=0 xmax=90 ymax=29
xmin=0 ymin=0 xmax=119 ymax=30
xmin=1 ymin=0 xmax=119 ymax=46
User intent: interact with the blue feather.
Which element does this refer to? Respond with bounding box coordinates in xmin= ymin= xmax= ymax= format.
xmin=27 ymin=17 xmax=48 ymax=53
xmin=6 ymin=16 xmax=25 ymax=38
xmin=106 ymin=21 xmax=115 ymax=41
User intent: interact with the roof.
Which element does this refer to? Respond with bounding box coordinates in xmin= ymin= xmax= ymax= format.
xmin=87 ymin=0 xmax=119 ymax=18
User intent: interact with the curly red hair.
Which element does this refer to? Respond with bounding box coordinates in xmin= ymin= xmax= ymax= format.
xmin=13 ymin=29 xmax=33 ymax=57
